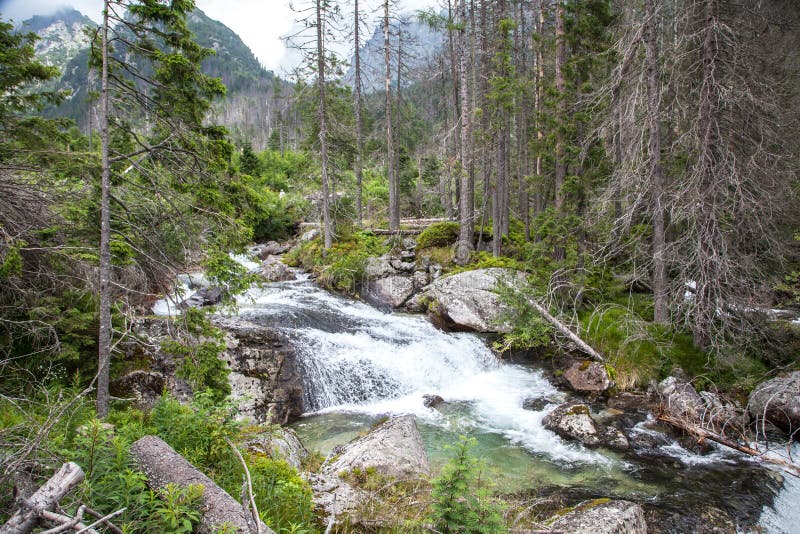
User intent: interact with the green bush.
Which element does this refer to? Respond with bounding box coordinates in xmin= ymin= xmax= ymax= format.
xmin=417 ymin=222 xmax=460 ymax=250
xmin=430 ymin=437 xmax=506 ymax=534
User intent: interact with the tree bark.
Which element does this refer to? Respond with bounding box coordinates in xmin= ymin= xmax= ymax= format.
xmin=316 ymin=0 xmax=333 ymax=249
xmin=456 ymin=0 xmax=474 ymax=264
xmin=645 ymin=0 xmax=669 ymax=324
xmin=385 ymin=0 xmax=400 ymax=232
xmin=353 ymin=0 xmax=364 ymax=226
xmin=130 ymin=436 xmax=275 ymax=534
xmin=1 ymin=463 xmax=85 ymax=534
xmin=97 ymin=0 xmax=111 ymax=418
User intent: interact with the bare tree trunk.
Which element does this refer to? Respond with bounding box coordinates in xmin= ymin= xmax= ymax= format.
xmin=645 ymin=0 xmax=668 ymax=324
xmin=97 ymin=0 xmax=112 ymax=419
xmin=534 ymin=1 xmax=544 ymax=219
xmin=354 ymin=0 xmax=364 ymax=226
xmin=317 ymin=0 xmax=333 ymax=249
xmin=456 ymin=0 xmax=474 ymax=264
xmin=385 ymin=0 xmax=399 ymax=232
xmin=553 ymin=0 xmax=567 ymax=261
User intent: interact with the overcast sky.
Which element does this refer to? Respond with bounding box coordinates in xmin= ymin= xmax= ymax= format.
xmin=0 ymin=0 xmax=435 ymax=73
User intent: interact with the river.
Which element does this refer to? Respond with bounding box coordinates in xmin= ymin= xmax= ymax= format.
xmin=155 ymin=264 xmax=800 ymax=532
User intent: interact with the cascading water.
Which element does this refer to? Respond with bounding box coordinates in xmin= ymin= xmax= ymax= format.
xmin=154 ymin=263 xmax=800 ymax=532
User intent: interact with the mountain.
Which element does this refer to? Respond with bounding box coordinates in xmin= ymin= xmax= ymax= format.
xmin=21 ymin=7 xmax=289 ymax=149
xmin=347 ymin=11 xmax=444 ymax=92
xmin=19 ymin=8 xmax=96 ymax=73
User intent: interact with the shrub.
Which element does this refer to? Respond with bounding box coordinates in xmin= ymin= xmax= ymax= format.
xmin=417 ymin=222 xmax=460 ymax=250
xmin=430 ymin=437 xmax=506 ymax=534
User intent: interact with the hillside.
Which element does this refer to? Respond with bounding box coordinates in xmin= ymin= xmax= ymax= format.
xmin=24 ymin=7 xmax=289 ymax=149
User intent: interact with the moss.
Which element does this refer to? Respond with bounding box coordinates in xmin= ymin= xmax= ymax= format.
xmin=416 ymin=222 xmax=460 ymax=250
xmin=567 ymin=404 xmax=590 ymax=416
xmin=579 ymin=360 xmax=591 ymax=371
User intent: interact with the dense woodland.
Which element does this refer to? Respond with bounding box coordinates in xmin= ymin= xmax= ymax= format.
xmin=1 ymin=0 xmax=799 ymax=532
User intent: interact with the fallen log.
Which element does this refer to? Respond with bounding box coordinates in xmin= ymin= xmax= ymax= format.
xmin=130 ymin=435 xmax=275 ymax=534
xmin=658 ymin=413 xmax=800 ymax=478
xmin=1 ymin=462 xmax=85 ymax=534
xmin=527 ymin=298 xmax=605 ymax=363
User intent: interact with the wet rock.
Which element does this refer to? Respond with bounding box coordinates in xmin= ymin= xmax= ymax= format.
xmin=543 ymin=402 xmax=629 ymax=450
xmin=261 ymin=256 xmax=296 ymax=282
xmin=306 ymin=472 xmax=367 ymax=517
xmin=389 ymin=259 xmax=416 ymax=272
xmin=368 ymin=275 xmax=416 ymax=308
xmin=748 ymin=371 xmax=800 ymax=434
xmin=216 ymin=318 xmax=304 ymax=425
xmin=300 ymin=228 xmax=320 ymax=242
xmin=522 ymin=396 xmax=556 ymax=411
xmin=423 ymin=394 xmax=445 ymax=408
xmin=402 ymin=237 xmax=417 ymax=250
xmin=179 ymin=287 xmax=224 ymax=308
xmin=408 ymin=268 xmax=526 ymax=332
xmin=608 ymin=392 xmax=651 ymax=412
xmin=110 ymin=370 xmax=165 ymax=410
xmin=247 ymin=427 xmax=308 ymax=470
xmin=564 ymin=361 xmax=612 ymax=394
xmin=322 ymin=415 xmax=430 ymax=479
xmin=657 ymin=374 xmax=705 ymax=421
xmin=263 ymin=240 xmax=291 ymax=256
xmin=549 ymin=499 xmax=647 ymax=534
xmin=364 ymin=254 xmax=394 ymax=279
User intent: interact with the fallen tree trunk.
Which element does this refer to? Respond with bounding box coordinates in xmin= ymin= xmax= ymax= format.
xmin=527 ymin=298 xmax=605 ymax=362
xmin=1 ymin=462 xmax=85 ymax=534
xmin=130 ymin=436 xmax=275 ymax=534
xmin=658 ymin=413 xmax=800 ymax=478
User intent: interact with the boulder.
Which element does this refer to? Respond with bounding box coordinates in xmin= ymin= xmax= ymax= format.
xmin=400 ymin=250 xmax=415 ymax=262
xmin=216 ymin=318 xmax=304 ymax=424
xmin=657 ymin=374 xmax=705 ymax=422
xmin=364 ymin=254 xmax=395 ymax=279
xmin=179 ymin=287 xmax=224 ymax=309
xmin=300 ymin=228 xmax=320 ymax=242
xmin=748 ymin=371 xmax=800 ymax=434
xmin=110 ymin=370 xmax=165 ymax=410
xmin=564 ymin=361 xmax=612 ymax=394
xmin=322 ymin=415 xmax=430 ymax=479
xmin=263 ymin=240 xmax=291 ymax=256
xmin=306 ymin=472 xmax=368 ymax=517
xmin=247 ymin=427 xmax=309 ymax=471
xmin=543 ymin=402 xmax=629 ymax=451
xmin=408 ymin=268 xmax=526 ymax=333
xmin=261 ymin=256 xmax=296 ymax=282
xmin=401 ymin=237 xmax=417 ymax=250
xmin=368 ymin=275 xmax=416 ymax=308
xmin=549 ymin=499 xmax=647 ymax=534
xmin=389 ymin=259 xmax=416 ymax=272
xmin=423 ymin=394 xmax=445 ymax=408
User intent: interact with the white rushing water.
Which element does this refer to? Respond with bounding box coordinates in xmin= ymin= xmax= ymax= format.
xmin=234 ymin=274 xmax=606 ymax=465
xmin=154 ymin=256 xmax=800 ymax=529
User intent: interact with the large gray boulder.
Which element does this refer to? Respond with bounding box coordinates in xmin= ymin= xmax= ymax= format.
xmin=216 ymin=318 xmax=304 ymax=425
xmin=247 ymin=427 xmax=309 ymax=470
xmin=309 ymin=416 xmax=430 ymax=520
xmin=261 ymin=256 xmax=296 ymax=282
xmin=178 ymin=287 xmax=224 ymax=309
xmin=565 ymin=361 xmax=612 ymax=394
xmin=748 ymin=371 xmax=800 ymax=434
xmin=657 ymin=374 xmax=705 ymax=421
xmin=368 ymin=275 xmax=416 ymax=308
xmin=322 ymin=415 xmax=430 ymax=479
xmin=548 ymin=499 xmax=647 ymax=534
xmin=408 ymin=268 xmax=526 ymax=332
xmin=543 ymin=402 xmax=629 ymax=450
xmin=364 ymin=254 xmax=395 ymax=279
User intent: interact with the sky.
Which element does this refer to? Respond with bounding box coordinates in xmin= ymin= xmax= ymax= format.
xmin=0 ymin=0 xmax=435 ymax=73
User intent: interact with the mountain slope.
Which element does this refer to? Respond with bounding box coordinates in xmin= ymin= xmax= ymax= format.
xmin=23 ymin=7 xmax=288 ymax=149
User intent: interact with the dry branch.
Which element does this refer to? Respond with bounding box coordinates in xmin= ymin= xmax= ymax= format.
xmin=1 ymin=462 xmax=85 ymax=534
xmin=527 ymin=298 xmax=605 ymax=362
xmin=657 ymin=413 xmax=800 ymax=478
